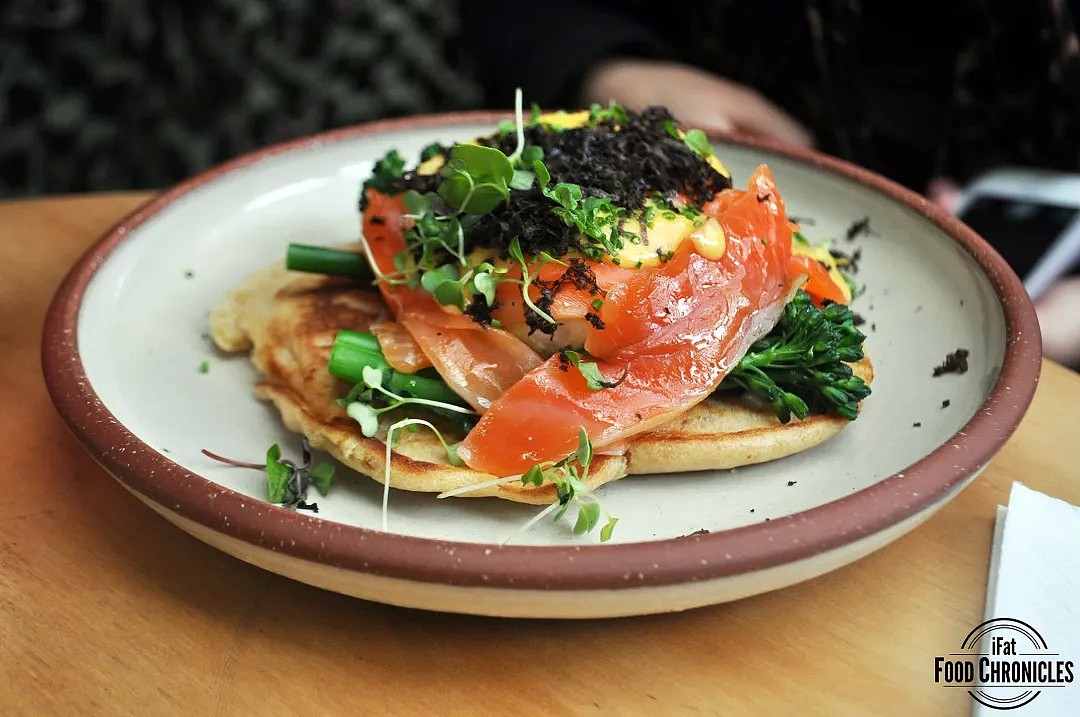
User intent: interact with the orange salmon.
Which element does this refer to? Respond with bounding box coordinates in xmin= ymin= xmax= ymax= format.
xmin=362 ymin=190 xmax=542 ymax=411
xmin=457 ymin=165 xmax=795 ymax=475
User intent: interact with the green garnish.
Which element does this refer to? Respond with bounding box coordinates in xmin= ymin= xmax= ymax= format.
xmin=437 ymin=428 xmax=618 ymax=543
xmin=719 ymin=290 xmax=871 ymax=422
xmin=682 ymin=129 xmax=714 ymax=159
xmin=359 ymin=149 xmax=406 ymax=210
xmin=561 ymin=350 xmax=623 ymax=391
xmin=507 ymin=236 xmax=561 ymax=327
xmin=198 ymin=360 xmax=210 ymax=374
xmin=533 ymin=160 xmax=630 ymax=260
xmin=202 ymin=439 xmax=335 ymax=509
xmin=330 ymin=330 xmax=475 ymax=436
xmin=588 ymin=101 xmax=629 ymax=125
xmin=265 ymin=444 xmax=292 ymax=504
xmin=419 ymin=142 xmax=443 ymax=162
xmin=517 ymin=428 xmax=617 ymax=541
xmin=379 ymin=418 xmax=463 ymax=531
xmin=438 ymin=143 xmax=514 ymax=215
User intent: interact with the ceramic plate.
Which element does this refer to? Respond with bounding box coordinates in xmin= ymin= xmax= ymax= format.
xmin=43 ymin=113 xmax=1040 ymax=618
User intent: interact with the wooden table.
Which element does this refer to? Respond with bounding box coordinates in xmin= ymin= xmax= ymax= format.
xmin=2 ymin=193 xmax=1078 ymax=716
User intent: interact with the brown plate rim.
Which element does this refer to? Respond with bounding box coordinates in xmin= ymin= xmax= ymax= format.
xmin=41 ymin=111 xmax=1042 ymax=591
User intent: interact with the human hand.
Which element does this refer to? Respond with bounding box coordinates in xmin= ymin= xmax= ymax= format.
xmin=581 ymin=59 xmax=813 ymax=148
xmin=1035 ymin=276 xmax=1080 ymax=368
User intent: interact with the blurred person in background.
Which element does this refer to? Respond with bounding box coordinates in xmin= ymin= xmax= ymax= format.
xmin=463 ymin=0 xmax=1080 ymax=367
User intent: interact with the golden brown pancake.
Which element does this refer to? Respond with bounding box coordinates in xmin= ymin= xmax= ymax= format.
xmin=210 ymin=264 xmax=872 ymax=504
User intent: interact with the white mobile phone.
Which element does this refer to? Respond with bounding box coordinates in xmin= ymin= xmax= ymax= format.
xmin=954 ymin=168 xmax=1080 ymax=301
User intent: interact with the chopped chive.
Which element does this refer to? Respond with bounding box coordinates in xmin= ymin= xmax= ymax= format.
xmin=328 ymin=330 xmax=391 ymax=383
xmin=387 ymin=371 xmax=468 ymax=407
xmin=286 ymin=243 xmax=374 ymax=280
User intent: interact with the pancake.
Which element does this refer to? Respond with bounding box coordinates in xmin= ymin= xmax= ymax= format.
xmin=211 ymin=263 xmax=873 ymax=504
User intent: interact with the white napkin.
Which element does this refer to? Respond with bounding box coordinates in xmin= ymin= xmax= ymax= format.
xmin=973 ymin=482 xmax=1080 ymax=716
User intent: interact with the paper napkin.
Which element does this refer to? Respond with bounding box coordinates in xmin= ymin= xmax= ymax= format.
xmin=973 ymin=482 xmax=1080 ymax=716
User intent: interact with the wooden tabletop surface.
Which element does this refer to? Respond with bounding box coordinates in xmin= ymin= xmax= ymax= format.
xmin=2 ymin=193 xmax=1078 ymax=716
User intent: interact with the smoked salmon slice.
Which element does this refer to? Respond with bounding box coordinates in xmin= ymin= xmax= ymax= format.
xmin=457 ymin=165 xmax=795 ymax=476
xmin=369 ymin=319 xmax=432 ymax=373
xmin=362 ymin=190 xmax=543 ymax=411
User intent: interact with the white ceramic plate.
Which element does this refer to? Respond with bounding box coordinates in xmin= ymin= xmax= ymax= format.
xmin=43 ymin=113 xmax=1041 ymax=618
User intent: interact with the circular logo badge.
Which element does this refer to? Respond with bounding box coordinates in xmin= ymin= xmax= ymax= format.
xmin=935 ymin=618 xmax=1075 ymax=710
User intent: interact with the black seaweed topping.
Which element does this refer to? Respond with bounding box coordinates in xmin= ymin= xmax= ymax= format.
xmin=400 ymin=107 xmax=730 ymax=259
xmin=522 ymin=258 xmax=606 ymax=336
xmin=464 ymin=295 xmax=497 ymax=325
xmin=932 ymin=349 xmax=970 ymax=376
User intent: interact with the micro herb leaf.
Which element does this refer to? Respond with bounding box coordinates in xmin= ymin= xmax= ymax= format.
xmin=433 ymin=280 xmax=465 ymax=308
xmin=507 ymin=237 xmax=557 ymax=326
xmin=510 ymin=169 xmax=535 ymax=190
xmin=361 ymin=365 xmax=384 ymax=389
xmin=533 ymin=159 xmax=551 ymax=190
xmin=420 ymin=263 xmax=458 ymax=293
xmin=588 ymin=101 xmax=629 ymax=125
xmin=600 ymin=516 xmax=619 ymax=542
xmin=308 ymin=462 xmax=335 ymax=496
xmin=346 ymin=401 xmax=380 ymax=437
xmin=792 ymin=231 xmax=810 ymax=245
xmin=574 ymin=501 xmax=601 ymax=535
xmin=663 ymin=119 xmax=680 ymax=140
xmin=521 ymin=145 xmax=544 ymax=165
xmin=682 ymin=129 xmax=714 ymax=159
xmin=522 ymin=464 xmax=546 ymax=487
xmin=445 ymin=442 xmax=464 ymax=467
xmin=575 ymin=426 xmax=593 ymax=468
xmin=402 ymin=188 xmax=433 ymax=214
xmin=265 ymin=443 xmax=291 ymax=504
xmin=496 ymin=119 xmax=515 ymax=135
xmin=507 ymin=235 xmax=526 ymax=266
xmin=562 ymin=350 xmax=617 ymax=391
xmin=471 ymin=270 xmax=498 ymax=306
xmin=438 ymin=144 xmax=513 ymax=215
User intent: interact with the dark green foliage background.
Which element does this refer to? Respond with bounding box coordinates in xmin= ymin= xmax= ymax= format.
xmin=0 ymin=0 xmax=480 ymax=196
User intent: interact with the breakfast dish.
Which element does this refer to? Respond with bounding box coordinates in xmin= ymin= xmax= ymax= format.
xmin=44 ymin=99 xmax=1037 ymax=614
xmin=211 ymin=97 xmax=872 ymax=537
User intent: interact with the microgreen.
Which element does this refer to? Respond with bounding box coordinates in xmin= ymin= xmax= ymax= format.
xmin=343 ymin=365 xmax=474 ymax=441
xmin=533 ymin=158 xmax=631 ymax=260
xmin=588 ymin=101 xmax=629 ymax=125
xmin=682 ymin=129 xmax=714 ymax=159
xmin=513 ymin=428 xmax=617 ymax=542
xmin=507 ymin=236 xmax=559 ymax=326
xmin=560 ymin=350 xmax=625 ymax=391
xmin=438 ymin=428 xmax=618 ymax=542
xmin=438 ymin=144 xmax=514 ymax=215
xmin=202 ymin=439 xmax=335 ymax=510
xmin=380 ymin=417 xmax=464 ymax=531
